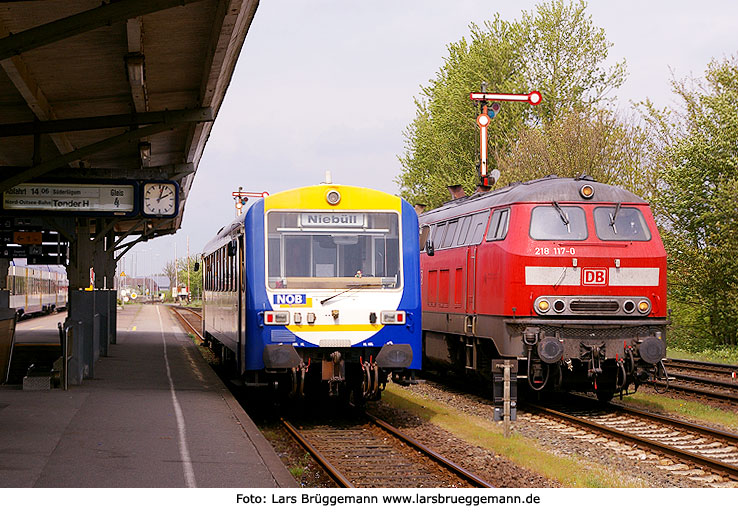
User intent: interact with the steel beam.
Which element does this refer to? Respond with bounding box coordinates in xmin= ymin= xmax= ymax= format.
xmin=0 ymin=111 xmax=212 ymax=191
xmin=0 ymin=0 xmax=207 ymax=61
xmin=0 ymin=163 xmax=194 ymax=182
xmin=0 ymin=108 xmax=213 ymax=137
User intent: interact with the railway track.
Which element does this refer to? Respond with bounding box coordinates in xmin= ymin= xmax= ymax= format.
xmin=526 ymin=396 xmax=738 ymax=484
xmin=169 ymin=305 xmax=203 ymax=341
xmin=657 ymin=358 xmax=738 ymax=403
xmin=172 ymin=305 xmax=492 ymax=487
xmin=666 ymin=358 xmax=738 ymax=375
xmin=282 ymin=413 xmax=493 ymax=488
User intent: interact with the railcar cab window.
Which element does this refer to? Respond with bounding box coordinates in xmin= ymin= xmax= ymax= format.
xmin=486 ymin=208 xmax=510 ymax=241
xmin=266 ymin=211 xmax=401 ymax=289
xmin=594 ymin=206 xmax=651 ymax=241
xmin=530 ymin=205 xmax=587 ymax=240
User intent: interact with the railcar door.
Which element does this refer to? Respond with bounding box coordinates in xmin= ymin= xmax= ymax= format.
xmin=238 ymin=234 xmax=245 ymax=375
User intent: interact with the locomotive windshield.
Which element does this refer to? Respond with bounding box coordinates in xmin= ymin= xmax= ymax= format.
xmin=593 ymin=206 xmax=651 ymax=241
xmin=266 ymin=211 xmax=401 ymax=289
xmin=530 ymin=205 xmax=587 ymax=240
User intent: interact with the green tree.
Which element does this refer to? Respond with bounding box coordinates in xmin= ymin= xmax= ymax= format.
xmin=177 ymin=255 xmax=202 ymax=301
xmin=495 ymin=107 xmax=658 ymax=199
xmin=654 ymin=57 xmax=738 ymax=347
xmin=397 ymin=0 xmax=626 ymax=208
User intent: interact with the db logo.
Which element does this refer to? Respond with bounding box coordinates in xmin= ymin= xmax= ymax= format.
xmin=582 ymin=268 xmax=607 ymax=285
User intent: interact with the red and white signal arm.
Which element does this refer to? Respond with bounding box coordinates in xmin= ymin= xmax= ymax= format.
xmin=232 ymin=191 xmax=269 ymax=200
xmin=469 ymin=91 xmax=542 ymax=105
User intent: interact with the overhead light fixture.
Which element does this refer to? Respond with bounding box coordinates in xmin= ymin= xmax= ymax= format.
xmin=125 ymin=53 xmax=145 ymax=87
xmin=138 ymin=141 xmax=151 ymax=167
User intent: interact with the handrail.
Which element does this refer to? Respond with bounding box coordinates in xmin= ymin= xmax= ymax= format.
xmin=59 ymin=320 xmax=79 ymax=391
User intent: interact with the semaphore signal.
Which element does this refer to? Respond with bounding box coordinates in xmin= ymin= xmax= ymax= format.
xmin=470 ymin=86 xmax=542 ymax=187
xmin=232 ymin=187 xmax=269 ymax=216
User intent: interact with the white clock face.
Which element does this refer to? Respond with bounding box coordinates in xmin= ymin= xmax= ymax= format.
xmin=143 ymin=183 xmax=176 ymax=216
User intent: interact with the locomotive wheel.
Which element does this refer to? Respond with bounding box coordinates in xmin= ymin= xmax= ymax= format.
xmin=595 ymin=388 xmax=615 ymax=403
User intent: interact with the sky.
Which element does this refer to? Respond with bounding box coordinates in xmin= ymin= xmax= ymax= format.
xmin=127 ymin=0 xmax=738 ymax=281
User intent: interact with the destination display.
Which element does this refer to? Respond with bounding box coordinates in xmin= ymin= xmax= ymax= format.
xmin=2 ymin=183 xmax=135 ymax=213
xmin=300 ymin=212 xmax=364 ymax=228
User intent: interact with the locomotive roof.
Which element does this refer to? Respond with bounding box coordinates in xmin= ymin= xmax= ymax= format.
xmin=418 ymin=175 xmax=648 ymax=223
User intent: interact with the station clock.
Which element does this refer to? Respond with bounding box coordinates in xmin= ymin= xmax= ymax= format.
xmin=141 ymin=181 xmax=178 ymax=217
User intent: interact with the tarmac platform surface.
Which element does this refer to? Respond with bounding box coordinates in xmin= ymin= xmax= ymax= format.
xmin=0 ymin=303 xmax=296 ymax=488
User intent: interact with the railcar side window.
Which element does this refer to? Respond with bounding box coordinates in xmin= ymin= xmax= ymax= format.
xmin=530 ymin=205 xmax=587 ymax=240
xmin=594 ymin=206 xmax=651 ymax=241
xmin=486 ymin=208 xmax=510 ymax=241
xmin=266 ymin=211 xmax=401 ymax=289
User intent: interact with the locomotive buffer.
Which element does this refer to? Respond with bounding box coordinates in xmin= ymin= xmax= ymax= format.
xmin=469 ymin=86 xmax=541 ymax=433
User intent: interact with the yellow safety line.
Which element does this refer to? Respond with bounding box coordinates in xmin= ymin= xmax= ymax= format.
xmin=286 ymin=324 xmax=380 ymax=332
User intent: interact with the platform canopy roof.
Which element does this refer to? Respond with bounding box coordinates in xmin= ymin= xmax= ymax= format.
xmin=0 ymin=0 xmax=259 ymax=244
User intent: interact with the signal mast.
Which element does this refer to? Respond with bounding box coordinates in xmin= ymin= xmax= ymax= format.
xmin=469 ymin=84 xmax=541 ymax=188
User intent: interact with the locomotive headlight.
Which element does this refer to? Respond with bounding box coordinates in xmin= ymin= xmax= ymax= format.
xmin=637 ymin=299 xmax=651 ymax=314
xmin=537 ymin=299 xmax=550 ymax=313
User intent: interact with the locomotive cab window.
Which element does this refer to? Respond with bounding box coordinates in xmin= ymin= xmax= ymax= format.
xmin=594 ymin=206 xmax=651 ymax=241
xmin=266 ymin=211 xmax=401 ymax=289
xmin=530 ymin=205 xmax=587 ymax=240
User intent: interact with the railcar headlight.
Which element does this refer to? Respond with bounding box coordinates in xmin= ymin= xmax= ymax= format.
xmin=623 ymin=300 xmax=636 ymax=313
xmin=579 ymin=184 xmax=595 ymax=199
xmin=380 ymin=310 xmax=406 ymax=324
xmin=326 ymin=189 xmax=341 ymax=205
xmin=264 ymin=311 xmax=290 ymax=325
xmin=537 ymin=299 xmax=550 ymax=313
xmin=553 ymin=299 xmax=566 ymax=313
xmin=637 ymin=299 xmax=651 ymax=314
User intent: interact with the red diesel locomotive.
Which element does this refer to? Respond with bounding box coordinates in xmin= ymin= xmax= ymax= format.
xmin=418 ymin=175 xmax=667 ymax=401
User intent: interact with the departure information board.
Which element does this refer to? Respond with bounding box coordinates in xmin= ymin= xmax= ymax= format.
xmin=2 ymin=183 xmax=135 ymax=214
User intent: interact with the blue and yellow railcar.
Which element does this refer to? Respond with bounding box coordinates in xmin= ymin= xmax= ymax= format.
xmin=202 ymin=182 xmax=421 ymax=402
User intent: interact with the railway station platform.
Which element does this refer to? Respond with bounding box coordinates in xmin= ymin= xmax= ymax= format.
xmin=0 ymin=303 xmax=296 ymax=488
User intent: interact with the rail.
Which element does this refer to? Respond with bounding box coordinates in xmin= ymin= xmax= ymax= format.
xmin=527 ymin=399 xmax=738 ymax=481
xmin=282 ymin=414 xmax=493 ymax=488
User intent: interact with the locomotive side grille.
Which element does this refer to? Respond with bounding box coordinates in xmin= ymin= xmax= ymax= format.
xmin=569 ymin=300 xmax=619 ymax=312
xmin=510 ymin=324 xmax=656 ymax=341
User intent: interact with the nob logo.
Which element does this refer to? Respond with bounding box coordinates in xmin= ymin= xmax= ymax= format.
xmin=273 ymin=294 xmax=306 ymax=305
xmin=582 ymin=268 xmax=607 ymax=285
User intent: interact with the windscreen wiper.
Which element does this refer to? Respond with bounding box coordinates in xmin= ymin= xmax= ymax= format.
xmin=320 ymin=284 xmax=374 ymax=305
xmin=552 ymin=201 xmax=571 ymax=233
xmin=609 ymin=203 xmax=622 ymax=234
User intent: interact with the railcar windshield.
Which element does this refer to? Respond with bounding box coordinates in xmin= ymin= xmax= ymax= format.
xmin=530 ymin=205 xmax=588 ymax=240
xmin=266 ymin=211 xmax=401 ymax=289
xmin=593 ymin=206 xmax=651 ymax=241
